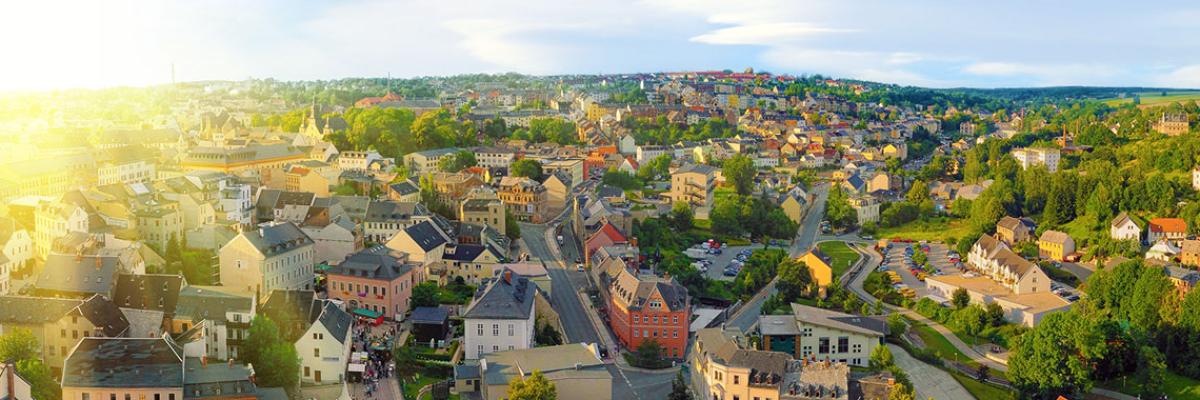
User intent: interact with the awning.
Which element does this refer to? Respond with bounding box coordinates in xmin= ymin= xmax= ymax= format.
xmin=353 ymin=308 xmax=383 ymax=319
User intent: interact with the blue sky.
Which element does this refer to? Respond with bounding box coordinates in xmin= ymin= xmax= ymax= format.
xmin=3 ymin=0 xmax=1200 ymax=90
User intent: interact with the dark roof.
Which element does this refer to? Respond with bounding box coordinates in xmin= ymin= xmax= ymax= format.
xmin=240 ymin=222 xmax=313 ymax=256
xmin=34 ymin=254 xmax=120 ymax=298
xmin=328 ymin=246 xmax=416 ymax=281
xmin=404 ymin=221 xmax=448 ymax=252
xmin=462 ymin=273 xmax=536 ymax=320
xmin=113 ymin=274 xmax=183 ymax=314
xmin=410 ymin=306 xmax=450 ymax=325
xmin=315 ymin=300 xmax=352 ymax=344
xmin=62 ymin=337 xmax=184 ymax=389
xmin=78 ymin=295 xmax=132 ymax=337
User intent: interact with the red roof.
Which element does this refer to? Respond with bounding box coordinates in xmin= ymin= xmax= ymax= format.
xmin=1150 ymin=218 xmax=1188 ymax=233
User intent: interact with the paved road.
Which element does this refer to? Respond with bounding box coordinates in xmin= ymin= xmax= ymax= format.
xmin=888 ymin=344 xmax=973 ymax=400
xmin=726 ymin=183 xmax=830 ymax=333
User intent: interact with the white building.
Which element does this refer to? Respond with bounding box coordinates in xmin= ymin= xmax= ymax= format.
xmin=296 ymin=301 xmax=353 ymax=384
xmin=1011 ymin=147 xmax=1060 ymax=173
xmin=218 ymin=222 xmax=316 ymax=294
xmin=463 ymin=270 xmax=537 ymax=359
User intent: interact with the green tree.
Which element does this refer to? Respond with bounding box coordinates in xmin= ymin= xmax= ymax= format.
xmin=722 ymin=155 xmax=756 ymax=196
xmin=507 ymin=370 xmax=557 ymax=400
xmin=511 ymin=159 xmax=544 ymax=180
xmin=17 ymin=359 xmax=59 ymax=400
xmin=670 ymin=201 xmax=694 ymax=232
xmin=669 ymin=371 xmax=693 ymax=400
xmin=0 ymin=328 xmax=40 ymax=362
xmin=412 ymin=282 xmax=440 ymax=308
xmin=951 ymin=288 xmax=970 ymax=309
xmin=869 ymin=344 xmax=894 ymax=370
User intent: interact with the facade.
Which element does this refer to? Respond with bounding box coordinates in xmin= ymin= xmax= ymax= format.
xmin=759 ymin=304 xmax=886 ymax=367
xmin=463 ymin=270 xmax=537 ymax=359
xmin=1110 ymin=212 xmax=1142 ymax=242
xmin=1148 ymin=218 xmax=1188 ymax=245
xmin=669 ymin=163 xmax=718 ymax=207
xmin=606 ymin=269 xmax=690 ymax=359
xmin=325 ymin=246 xmax=420 ymax=321
xmin=296 ymin=301 xmax=353 ymax=384
xmin=218 ymin=222 xmax=316 ymax=295
xmin=1011 ymin=147 xmax=1060 ymax=172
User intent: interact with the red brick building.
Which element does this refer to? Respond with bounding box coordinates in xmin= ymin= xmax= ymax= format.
xmin=606 ymin=268 xmax=691 ymax=359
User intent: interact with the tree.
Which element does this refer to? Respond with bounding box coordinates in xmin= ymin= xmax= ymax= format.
xmin=951 ymin=288 xmax=970 ymax=309
xmin=869 ymin=344 xmax=894 ymax=370
xmin=722 ymin=154 xmax=756 ymax=196
xmin=669 ymin=201 xmax=694 ymax=232
xmin=631 ymin=339 xmax=668 ymax=369
xmin=776 ymin=259 xmax=813 ymax=300
xmin=508 ymin=370 xmax=557 ymax=400
xmin=669 ymin=371 xmax=693 ymax=400
xmin=412 ymin=282 xmax=440 ymax=308
xmin=0 ymin=328 xmax=40 ymax=362
xmin=17 ymin=359 xmax=59 ymax=400
xmin=256 ymin=342 xmax=300 ymax=388
xmin=511 ymin=159 xmax=544 ymax=180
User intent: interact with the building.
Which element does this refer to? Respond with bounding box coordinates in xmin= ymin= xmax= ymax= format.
xmin=1037 ymin=230 xmax=1075 ymax=261
xmin=296 ymin=301 xmax=353 ymax=384
xmin=1011 ymin=147 xmax=1060 ymax=172
xmin=463 ymin=270 xmax=537 ymax=360
xmin=849 ymin=196 xmax=880 ymax=224
xmin=325 ymin=246 xmax=420 ymax=322
xmin=172 ymin=285 xmax=255 ymax=361
xmin=497 ymin=177 xmax=548 ymax=223
xmin=455 ymin=343 xmax=611 ymax=400
xmin=0 ymin=295 xmax=130 ymax=375
xmin=1110 ymin=212 xmax=1142 ymax=242
xmin=759 ymin=304 xmax=886 ymax=367
xmin=1148 ymin=218 xmax=1188 ymax=245
xmin=218 ymin=222 xmax=315 ymax=295
xmin=606 ymin=269 xmax=690 ymax=359
xmin=995 ymin=216 xmax=1034 ymax=245
xmin=1154 ymin=113 xmax=1189 ymax=136
xmin=669 ymin=163 xmax=718 ymax=207
xmin=799 ymin=249 xmax=835 ymax=288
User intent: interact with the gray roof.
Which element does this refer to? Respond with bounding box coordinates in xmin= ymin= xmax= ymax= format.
xmin=462 ymin=273 xmax=536 ymax=320
xmin=62 ymin=337 xmax=184 ymax=389
xmin=34 ymin=254 xmax=120 ymax=297
xmin=328 ymin=246 xmax=416 ymax=281
xmin=240 ymin=222 xmax=313 ymax=256
xmin=315 ymin=300 xmax=352 ymax=344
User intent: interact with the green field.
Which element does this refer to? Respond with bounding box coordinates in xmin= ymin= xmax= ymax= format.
xmin=874 ymin=218 xmax=974 ymax=242
xmin=1101 ymin=371 xmax=1200 ymax=400
xmin=816 ymin=241 xmax=861 ymax=278
xmin=1102 ymin=91 xmax=1200 ymax=107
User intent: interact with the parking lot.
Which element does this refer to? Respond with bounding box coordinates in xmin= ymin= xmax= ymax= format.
xmin=689 ymin=244 xmax=766 ymax=281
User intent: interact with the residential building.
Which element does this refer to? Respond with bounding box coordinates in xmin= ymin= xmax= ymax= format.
xmin=325 ymin=246 xmax=420 ymax=322
xmin=759 ymin=304 xmax=886 ymax=367
xmin=296 ymin=301 xmax=353 ymax=384
xmin=455 ymin=343 xmax=611 ymax=400
xmin=1148 ymin=218 xmax=1188 ymax=245
xmin=669 ymin=163 xmax=718 ymax=207
xmin=1038 ymin=230 xmax=1075 ymax=261
xmin=172 ymin=285 xmax=255 ymax=361
xmin=0 ymin=294 xmax=130 ymax=375
xmin=1011 ymin=147 xmax=1060 ymax=172
xmin=606 ymin=269 xmax=690 ymax=359
xmin=218 ymin=222 xmax=315 ymax=295
xmin=1110 ymin=212 xmax=1142 ymax=242
xmin=463 ymin=270 xmax=537 ymax=360
xmin=799 ymin=249 xmax=835 ymax=287
xmin=995 ymin=216 xmax=1035 ymax=245
xmin=498 ymin=177 xmax=548 ymax=223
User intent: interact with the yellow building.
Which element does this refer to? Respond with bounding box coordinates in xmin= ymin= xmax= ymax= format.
xmin=799 ymin=248 xmax=835 ymax=287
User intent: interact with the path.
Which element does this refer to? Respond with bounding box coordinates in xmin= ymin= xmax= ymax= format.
xmin=887 ymin=343 xmax=974 ymax=400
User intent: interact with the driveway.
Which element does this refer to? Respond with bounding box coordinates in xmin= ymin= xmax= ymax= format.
xmin=887 ymin=344 xmax=973 ymax=400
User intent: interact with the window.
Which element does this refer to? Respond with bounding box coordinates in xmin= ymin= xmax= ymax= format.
xmin=818 ymin=338 xmax=829 ymax=354
xmin=837 ymin=337 xmax=849 ymax=353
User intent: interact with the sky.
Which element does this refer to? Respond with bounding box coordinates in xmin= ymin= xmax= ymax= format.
xmin=3 ymin=0 xmax=1200 ymax=91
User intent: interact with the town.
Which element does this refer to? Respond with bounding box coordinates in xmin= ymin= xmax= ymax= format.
xmin=2 ymin=66 xmax=1200 ymax=400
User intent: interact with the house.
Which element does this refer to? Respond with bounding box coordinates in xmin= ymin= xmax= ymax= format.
xmin=1110 ymin=212 xmax=1142 ymax=242
xmin=172 ymin=285 xmax=255 ymax=361
xmin=758 ymin=304 xmax=886 ymax=367
xmin=0 ymin=294 xmax=130 ymax=375
xmin=297 ymin=300 xmax=353 ymax=384
xmin=606 ymin=269 xmax=690 ymax=359
xmin=463 ymin=270 xmax=537 ymax=359
xmin=218 ymin=222 xmax=315 ymax=295
xmin=995 ymin=216 xmax=1034 ymax=245
xmin=1180 ymin=240 xmax=1200 ymax=267
xmin=497 ymin=177 xmax=548 ymax=223
xmin=1038 ymin=230 xmax=1075 ymax=261
xmin=669 ymin=163 xmax=718 ymax=207
xmin=455 ymin=343 xmax=611 ymax=400
xmin=325 ymin=246 xmax=420 ymax=322
xmin=410 ymin=306 xmax=451 ymax=344
xmin=1148 ymin=218 xmax=1188 ymax=245
xmin=799 ymin=249 xmax=835 ymax=287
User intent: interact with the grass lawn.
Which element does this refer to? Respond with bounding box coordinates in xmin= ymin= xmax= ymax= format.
xmin=1101 ymin=370 xmax=1200 ymax=399
xmin=816 ymin=241 xmax=861 ymax=278
xmin=950 ymin=371 xmax=1017 ymax=400
xmin=874 ymin=218 xmax=974 ymax=243
xmin=1102 ymin=91 xmax=1200 ymax=107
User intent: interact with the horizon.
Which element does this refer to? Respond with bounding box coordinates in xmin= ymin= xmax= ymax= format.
xmin=5 ymin=0 xmax=1200 ymax=91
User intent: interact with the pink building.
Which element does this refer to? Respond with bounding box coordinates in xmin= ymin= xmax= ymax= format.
xmin=326 ymin=246 xmax=422 ymax=322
